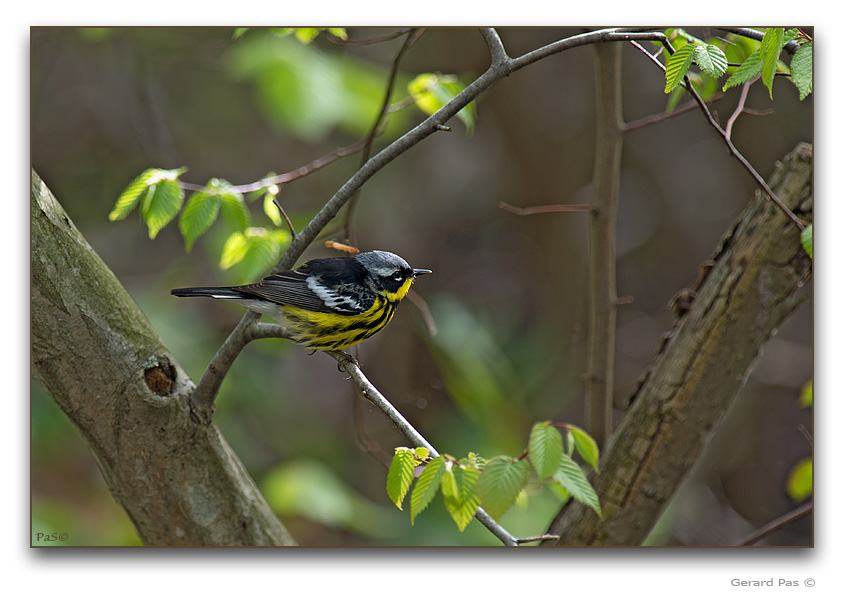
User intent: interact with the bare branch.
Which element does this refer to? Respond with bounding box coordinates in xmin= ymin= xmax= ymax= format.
xmin=629 ymin=37 xmax=807 ymax=230
xmin=736 ymin=502 xmax=812 ymax=546
xmin=326 ymin=351 xmax=519 ymax=546
xmin=499 ymin=201 xmax=592 ymax=215
xmin=345 ymin=28 xmax=423 ymax=246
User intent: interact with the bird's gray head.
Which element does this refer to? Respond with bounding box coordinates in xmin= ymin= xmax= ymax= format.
xmin=356 ymin=250 xmax=431 ymax=296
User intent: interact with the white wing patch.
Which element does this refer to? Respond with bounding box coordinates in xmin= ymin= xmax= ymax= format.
xmin=306 ymin=276 xmax=364 ymax=313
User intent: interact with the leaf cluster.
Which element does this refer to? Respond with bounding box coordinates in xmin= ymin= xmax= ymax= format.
xmin=663 ymin=28 xmax=812 ymax=103
xmin=109 ymin=168 xmax=291 ymax=281
xmin=386 ymin=422 xmax=601 ymax=532
xmin=109 ymin=31 xmax=477 ymax=282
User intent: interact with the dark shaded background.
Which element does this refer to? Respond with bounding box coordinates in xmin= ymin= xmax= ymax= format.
xmin=31 ymin=27 xmax=812 ymax=546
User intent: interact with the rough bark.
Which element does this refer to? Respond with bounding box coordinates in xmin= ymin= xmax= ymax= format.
xmin=31 ymin=171 xmax=296 ymax=546
xmin=547 ymin=142 xmax=813 ymax=546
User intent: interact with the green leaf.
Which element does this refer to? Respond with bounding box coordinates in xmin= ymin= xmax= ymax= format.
xmin=760 ymin=28 xmax=785 ymax=98
xmin=386 ymin=447 xmax=424 ymax=510
xmin=219 ymin=228 xmax=290 ymax=281
xmin=294 ymin=28 xmax=322 ymax=44
xmin=553 ymin=454 xmax=602 ymax=517
xmin=568 ymin=425 xmax=600 ymax=471
xmin=220 ymin=231 xmax=247 ymax=270
xmin=791 ymin=42 xmax=813 ymax=100
xmin=723 ymin=51 xmax=761 ymax=91
xmin=529 ymin=421 xmax=563 ymax=481
xmin=179 ymin=191 xmax=221 ymax=251
xmin=693 ymin=44 xmax=728 ymax=78
xmin=476 ymin=456 xmax=529 ymax=521
xmin=799 ymin=380 xmax=812 ymax=408
xmin=141 ymin=179 xmax=184 ymax=239
xmin=326 ymin=28 xmax=348 ymax=41
xmin=408 ymin=73 xmax=476 ymax=135
xmin=263 ymin=189 xmax=283 ymax=226
xmin=441 ymin=462 xmax=480 ymax=532
xmin=800 ymin=224 xmax=812 ymax=258
xmin=109 ymin=167 xmax=187 ymax=222
xmin=219 ymin=186 xmax=250 ymax=232
xmin=410 ymin=456 xmax=445 ymax=524
xmin=783 ymin=28 xmax=801 ymax=45
xmin=786 ymin=457 xmax=812 ymax=502
xmin=664 ymin=43 xmax=696 ymax=94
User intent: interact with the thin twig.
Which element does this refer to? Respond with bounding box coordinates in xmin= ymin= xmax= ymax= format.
xmin=797 ymin=424 xmax=813 ymax=447
xmin=630 ymin=37 xmax=806 ymax=230
xmin=725 ymin=76 xmax=756 ymax=140
xmin=736 ymin=502 xmax=812 ymax=546
xmin=345 ymin=28 xmax=423 ymax=246
xmin=405 ymin=289 xmax=438 ymax=337
xmin=326 ymin=351 xmax=519 ymax=546
xmin=499 ymin=201 xmax=592 ymax=215
xmin=273 ymin=196 xmax=297 ymax=238
xmin=516 ymin=534 xmax=561 ymax=544
xmin=716 ymin=27 xmax=802 ymax=54
xmin=624 ymin=93 xmax=725 ymax=132
xmin=178 ymin=138 xmax=377 ymax=195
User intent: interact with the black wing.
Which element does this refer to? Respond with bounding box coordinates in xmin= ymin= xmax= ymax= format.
xmin=234 ymin=260 xmax=374 ymax=315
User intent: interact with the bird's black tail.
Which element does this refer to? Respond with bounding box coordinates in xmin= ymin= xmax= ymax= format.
xmin=171 ymin=287 xmax=244 ymax=300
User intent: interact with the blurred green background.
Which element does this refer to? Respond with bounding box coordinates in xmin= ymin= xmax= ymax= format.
xmin=31 ymin=27 xmax=812 ymax=546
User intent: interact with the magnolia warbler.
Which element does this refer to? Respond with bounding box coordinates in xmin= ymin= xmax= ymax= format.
xmin=171 ymin=250 xmax=431 ymax=351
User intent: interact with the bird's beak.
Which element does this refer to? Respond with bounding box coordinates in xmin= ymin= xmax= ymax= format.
xmin=413 ymin=268 xmax=432 ymax=277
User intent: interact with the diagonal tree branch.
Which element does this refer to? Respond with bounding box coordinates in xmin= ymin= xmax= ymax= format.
xmin=31 ymin=171 xmax=297 ymax=546
xmin=546 ymin=143 xmax=813 ymax=546
xmin=189 ymin=27 xmax=666 ymax=417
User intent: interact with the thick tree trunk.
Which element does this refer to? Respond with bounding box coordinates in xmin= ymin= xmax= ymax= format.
xmin=547 ymin=143 xmax=813 ymax=546
xmin=31 ymin=171 xmax=296 ymax=546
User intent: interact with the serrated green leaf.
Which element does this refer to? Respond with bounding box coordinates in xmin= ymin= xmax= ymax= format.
xmin=387 ymin=447 xmax=424 ymax=510
xmin=109 ymin=167 xmax=187 ymax=222
xmin=800 ymin=224 xmax=812 ymax=258
xmin=180 ymin=191 xmax=221 ymax=251
xmin=219 ymin=186 xmax=250 ymax=232
xmin=410 ymin=456 xmax=445 ymax=524
xmin=553 ymin=454 xmax=601 ymax=517
xmin=693 ymin=44 xmax=728 ymax=78
xmin=791 ymin=42 xmax=812 ymax=100
xmin=441 ymin=463 xmax=480 ymax=532
xmin=786 ymin=457 xmax=812 ymax=502
xmin=327 ymin=28 xmax=348 ymax=40
xmin=141 ymin=180 xmax=184 ymax=239
xmin=476 ymin=456 xmax=529 ymax=521
xmin=569 ymin=425 xmax=600 ymax=471
xmin=664 ymin=43 xmax=696 ymax=94
xmin=723 ymin=51 xmax=761 ymax=91
xmin=783 ymin=28 xmax=801 ymax=45
xmin=529 ymin=422 xmax=563 ymax=481
xmin=760 ymin=28 xmax=785 ymax=99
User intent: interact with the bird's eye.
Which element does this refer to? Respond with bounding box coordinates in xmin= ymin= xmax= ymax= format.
xmin=392 ymin=271 xmax=404 ymax=281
